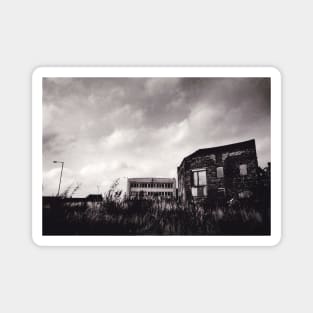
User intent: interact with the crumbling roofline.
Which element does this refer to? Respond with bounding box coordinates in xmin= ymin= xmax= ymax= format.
xmin=178 ymin=139 xmax=256 ymax=169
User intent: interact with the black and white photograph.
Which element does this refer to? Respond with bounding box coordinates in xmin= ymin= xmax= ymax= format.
xmin=4 ymin=1 xmax=313 ymax=311
xmin=33 ymin=67 xmax=281 ymax=245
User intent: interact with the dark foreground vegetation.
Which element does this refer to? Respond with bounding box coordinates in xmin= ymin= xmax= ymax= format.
xmin=43 ymin=184 xmax=270 ymax=236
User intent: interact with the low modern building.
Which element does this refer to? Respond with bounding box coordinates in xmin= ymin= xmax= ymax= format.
xmin=177 ymin=139 xmax=259 ymax=203
xmin=127 ymin=177 xmax=176 ymax=198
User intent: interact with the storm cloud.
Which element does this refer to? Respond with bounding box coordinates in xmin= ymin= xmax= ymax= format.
xmin=43 ymin=77 xmax=270 ymax=196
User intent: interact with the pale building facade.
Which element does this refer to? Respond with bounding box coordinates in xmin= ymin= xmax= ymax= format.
xmin=127 ymin=177 xmax=176 ymax=198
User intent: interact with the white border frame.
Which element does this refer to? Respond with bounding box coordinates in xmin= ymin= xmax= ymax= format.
xmin=32 ymin=67 xmax=281 ymax=246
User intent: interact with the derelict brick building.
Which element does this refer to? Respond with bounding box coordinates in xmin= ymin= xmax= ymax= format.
xmin=177 ymin=139 xmax=259 ymax=202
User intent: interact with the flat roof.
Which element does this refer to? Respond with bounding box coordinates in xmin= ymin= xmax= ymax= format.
xmin=127 ymin=177 xmax=176 ymax=182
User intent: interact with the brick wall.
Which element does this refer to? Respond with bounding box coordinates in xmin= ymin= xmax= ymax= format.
xmin=177 ymin=140 xmax=259 ymax=203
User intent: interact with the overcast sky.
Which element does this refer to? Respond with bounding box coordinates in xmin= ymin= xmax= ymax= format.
xmin=43 ymin=77 xmax=270 ymax=197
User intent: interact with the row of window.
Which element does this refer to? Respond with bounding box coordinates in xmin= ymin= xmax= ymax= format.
xmin=130 ymin=182 xmax=173 ymax=189
xmin=131 ymin=191 xmax=173 ymax=196
xmin=193 ymin=164 xmax=248 ymax=186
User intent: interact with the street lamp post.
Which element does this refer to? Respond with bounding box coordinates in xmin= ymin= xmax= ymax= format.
xmin=53 ymin=160 xmax=64 ymax=197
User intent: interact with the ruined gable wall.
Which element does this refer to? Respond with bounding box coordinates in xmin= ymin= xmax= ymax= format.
xmin=178 ymin=141 xmax=259 ymax=201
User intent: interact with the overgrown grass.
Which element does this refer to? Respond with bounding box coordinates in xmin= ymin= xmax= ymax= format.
xmin=43 ymin=187 xmax=270 ymax=236
xmin=43 ymin=200 xmax=269 ymax=235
